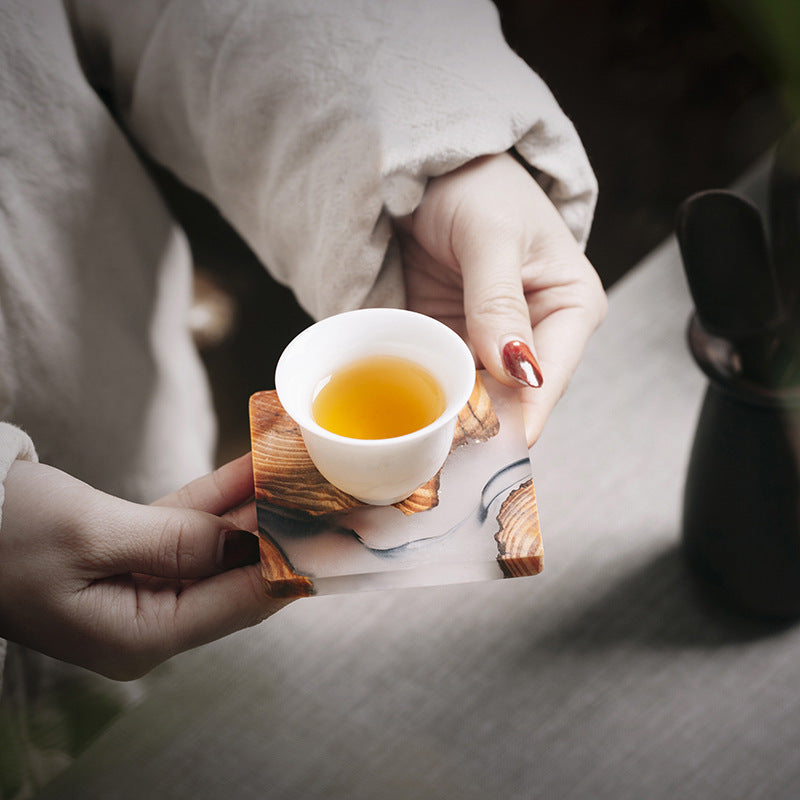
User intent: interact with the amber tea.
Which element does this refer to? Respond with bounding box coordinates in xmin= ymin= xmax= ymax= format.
xmin=312 ymin=355 xmax=446 ymax=439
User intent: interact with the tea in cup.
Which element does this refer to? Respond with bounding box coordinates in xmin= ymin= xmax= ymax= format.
xmin=274 ymin=308 xmax=475 ymax=505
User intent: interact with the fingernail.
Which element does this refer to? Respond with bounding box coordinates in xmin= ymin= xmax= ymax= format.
xmin=217 ymin=529 xmax=260 ymax=571
xmin=502 ymin=339 xmax=543 ymax=388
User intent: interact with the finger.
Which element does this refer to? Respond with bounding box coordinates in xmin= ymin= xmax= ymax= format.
xmin=153 ymin=452 xmax=254 ymax=514
xmin=86 ymin=566 xmax=290 ymax=679
xmin=399 ymin=232 xmax=472 ymax=345
xmin=455 ymin=228 xmax=543 ymax=390
xmin=520 ymin=282 xmax=606 ymax=446
xmin=150 ymin=565 xmax=292 ymax=663
xmin=220 ymin=499 xmax=258 ymax=533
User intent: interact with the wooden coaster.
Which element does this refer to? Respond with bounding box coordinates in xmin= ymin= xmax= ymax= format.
xmin=250 ymin=373 xmax=542 ymax=597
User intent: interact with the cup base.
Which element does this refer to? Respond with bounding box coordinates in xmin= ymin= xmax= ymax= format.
xmin=352 ymin=491 xmax=414 ymax=507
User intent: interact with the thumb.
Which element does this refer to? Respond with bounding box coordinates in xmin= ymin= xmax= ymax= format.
xmin=99 ymin=500 xmax=259 ymax=580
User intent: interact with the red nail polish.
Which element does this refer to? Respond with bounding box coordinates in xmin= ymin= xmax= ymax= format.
xmin=502 ymin=340 xmax=543 ymax=388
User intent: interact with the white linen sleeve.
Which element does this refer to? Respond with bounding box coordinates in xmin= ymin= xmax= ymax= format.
xmin=66 ymin=0 xmax=597 ymax=320
xmin=0 ymin=423 xmax=38 ymax=531
xmin=0 ymin=422 xmax=38 ymax=695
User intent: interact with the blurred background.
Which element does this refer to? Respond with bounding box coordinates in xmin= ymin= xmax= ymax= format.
xmin=497 ymin=0 xmax=796 ymax=286
xmin=159 ymin=0 xmax=798 ymax=464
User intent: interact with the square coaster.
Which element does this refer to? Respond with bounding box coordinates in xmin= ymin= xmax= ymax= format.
xmin=249 ymin=371 xmax=542 ymax=597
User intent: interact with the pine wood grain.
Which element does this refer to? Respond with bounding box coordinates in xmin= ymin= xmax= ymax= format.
xmin=495 ymin=479 xmax=544 ymax=578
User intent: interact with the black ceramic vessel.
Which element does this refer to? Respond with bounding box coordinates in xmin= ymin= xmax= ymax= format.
xmin=683 ymin=316 xmax=800 ymax=617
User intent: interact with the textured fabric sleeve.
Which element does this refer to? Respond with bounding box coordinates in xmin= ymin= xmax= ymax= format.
xmin=66 ymin=0 xmax=597 ymax=320
xmin=0 ymin=423 xmax=38 ymax=529
xmin=0 ymin=422 xmax=38 ymax=696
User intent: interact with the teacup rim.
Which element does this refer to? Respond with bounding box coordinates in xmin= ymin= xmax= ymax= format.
xmin=275 ymin=308 xmax=476 ymax=447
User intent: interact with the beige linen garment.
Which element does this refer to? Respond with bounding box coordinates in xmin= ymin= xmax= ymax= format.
xmin=0 ymin=0 xmax=596 ymax=793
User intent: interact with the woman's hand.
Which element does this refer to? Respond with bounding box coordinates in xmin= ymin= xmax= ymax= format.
xmin=0 ymin=454 xmax=286 ymax=680
xmin=397 ymin=152 xmax=607 ymax=446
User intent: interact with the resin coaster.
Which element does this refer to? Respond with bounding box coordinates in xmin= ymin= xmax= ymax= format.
xmin=249 ymin=371 xmax=542 ymax=597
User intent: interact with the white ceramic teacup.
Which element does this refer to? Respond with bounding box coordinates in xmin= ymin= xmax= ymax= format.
xmin=275 ymin=308 xmax=476 ymax=505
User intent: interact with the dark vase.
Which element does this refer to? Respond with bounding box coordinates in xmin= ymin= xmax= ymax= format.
xmin=683 ymin=315 xmax=800 ymax=617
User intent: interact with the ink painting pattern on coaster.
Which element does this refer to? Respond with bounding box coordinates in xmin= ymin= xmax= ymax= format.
xmin=249 ymin=371 xmax=542 ymax=597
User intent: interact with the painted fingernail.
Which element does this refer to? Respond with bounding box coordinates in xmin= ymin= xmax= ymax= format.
xmin=217 ymin=529 xmax=260 ymax=571
xmin=502 ymin=339 xmax=543 ymax=388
